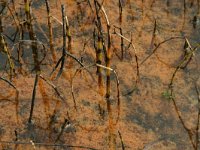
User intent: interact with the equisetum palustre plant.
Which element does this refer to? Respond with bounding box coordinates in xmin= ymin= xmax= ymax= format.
xmin=0 ymin=0 xmax=200 ymax=150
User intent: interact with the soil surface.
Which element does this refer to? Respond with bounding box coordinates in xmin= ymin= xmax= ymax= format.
xmin=0 ymin=0 xmax=200 ymax=149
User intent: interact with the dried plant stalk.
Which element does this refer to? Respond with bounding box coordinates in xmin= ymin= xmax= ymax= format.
xmin=24 ymin=0 xmax=40 ymax=73
xmin=48 ymin=5 xmax=64 ymax=79
xmin=55 ymin=119 xmax=70 ymax=143
xmin=96 ymin=64 xmax=120 ymax=150
xmin=148 ymin=19 xmax=157 ymax=52
xmin=28 ymin=74 xmax=39 ymax=123
xmin=118 ymin=131 xmax=125 ymax=150
xmin=0 ymin=35 xmax=14 ymax=79
xmin=195 ymin=84 xmax=200 ymax=149
xmin=119 ymin=0 xmax=122 ymax=23
xmin=94 ymin=0 xmax=104 ymax=96
xmin=97 ymin=32 xmax=104 ymax=96
xmin=45 ymin=0 xmax=56 ymax=62
xmin=39 ymin=75 xmax=66 ymax=103
xmin=114 ymin=26 xmax=124 ymax=60
xmin=65 ymin=15 xmax=72 ymax=54
xmin=114 ymin=30 xmax=140 ymax=82
xmin=65 ymin=11 xmax=73 ymax=79
xmin=105 ymin=14 xmax=116 ymax=150
xmin=56 ymin=4 xmax=67 ymax=78
xmin=0 ymin=16 xmax=14 ymax=80
xmin=24 ymin=0 xmax=41 ymax=124
xmin=97 ymin=2 xmax=118 ymax=149
xmin=94 ymin=0 xmax=106 ymax=119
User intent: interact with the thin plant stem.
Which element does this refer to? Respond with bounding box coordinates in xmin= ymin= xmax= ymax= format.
xmin=149 ymin=19 xmax=157 ymax=52
xmin=195 ymin=84 xmax=200 ymax=150
xmin=0 ymin=76 xmax=17 ymax=90
xmin=119 ymin=0 xmax=122 ymax=23
xmin=28 ymin=73 xmax=39 ymax=124
xmin=24 ymin=0 xmax=40 ymax=73
xmin=0 ymin=15 xmax=15 ymax=80
xmin=45 ymin=0 xmax=56 ymax=62
xmin=140 ymin=36 xmax=184 ymax=65
xmin=113 ymin=30 xmax=140 ymax=82
xmin=55 ymin=119 xmax=70 ymax=143
xmin=56 ymin=4 xmax=67 ymax=79
xmin=118 ymin=131 xmax=125 ymax=150
xmin=169 ymin=39 xmax=198 ymax=150
xmin=39 ymin=75 xmax=66 ymax=103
